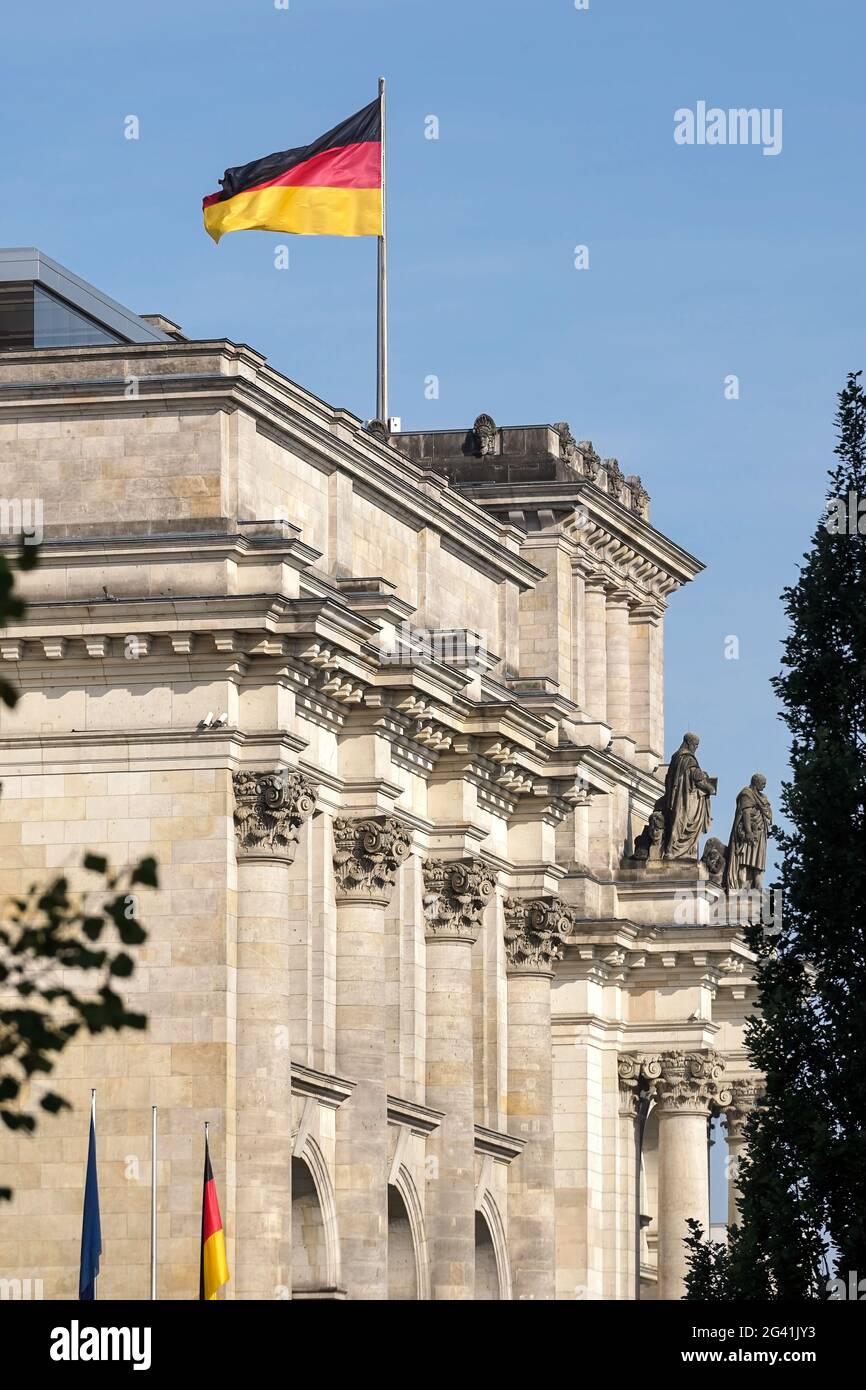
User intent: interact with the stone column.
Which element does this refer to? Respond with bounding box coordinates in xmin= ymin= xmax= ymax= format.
xmin=617 ymin=1055 xmax=657 ymax=1301
xmin=422 ymin=857 xmax=496 ymax=1300
xmin=583 ymin=576 xmax=608 ymax=723
xmin=725 ymin=1079 xmax=761 ymax=1229
xmin=233 ymin=768 xmax=316 ymax=1299
xmin=605 ymin=589 xmax=632 ymax=736
xmin=628 ymin=603 xmax=664 ymax=764
xmin=332 ymin=814 xmax=411 ymax=1300
xmin=504 ymin=896 xmax=571 ymax=1300
xmin=655 ymin=1052 xmax=731 ymax=1300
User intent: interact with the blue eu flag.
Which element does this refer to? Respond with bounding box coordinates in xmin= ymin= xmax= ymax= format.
xmin=79 ymin=1104 xmax=102 ymax=1300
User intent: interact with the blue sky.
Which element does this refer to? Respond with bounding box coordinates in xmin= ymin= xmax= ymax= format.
xmin=3 ymin=0 xmax=863 ymax=856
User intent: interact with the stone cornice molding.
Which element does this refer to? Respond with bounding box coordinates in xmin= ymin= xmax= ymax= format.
xmin=503 ymin=895 xmax=572 ymax=973
xmin=332 ymin=814 xmax=412 ymax=905
xmin=421 ymin=857 xmax=496 ymax=943
xmin=0 ymin=353 xmax=544 ymax=594
xmin=233 ymin=767 xmax=317 ymax=861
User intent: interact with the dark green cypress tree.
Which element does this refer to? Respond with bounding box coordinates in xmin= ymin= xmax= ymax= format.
xmin=686 ymin=371 xmax=866 ymax=1299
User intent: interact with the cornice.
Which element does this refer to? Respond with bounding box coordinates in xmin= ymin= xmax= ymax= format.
xmin=0 ymin=345 xmax=545 ymax=593
xmin=290 ymin=1063 xmax=355 ymax=1109
xmin=474 ymin=1124 xmax=525 ymax=1164
xmin=447 ymin=479 xmax=704 ymax=594
xmin=386 ymin=1095 xmax=445 ymax=1136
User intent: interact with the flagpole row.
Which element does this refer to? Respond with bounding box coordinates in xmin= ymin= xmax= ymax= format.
xmin=377 ymin=75 xmax=389 ymax=424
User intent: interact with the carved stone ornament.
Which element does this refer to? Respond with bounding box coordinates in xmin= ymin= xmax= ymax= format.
xmin=653 ymin=1051 xmax=732 ymax=1114
xmin=618 ymin=1054 xmax=662 ymax=1111
xmin=725 ymin=1077 xmax=764 ymax=1141
xmin=366 ymin=418 xmax=390 ymax=443
xmin=603 ymin=458 xmax=626 ymax=500
xmin=627 ymin=475 xmax=650 ymax=517
xmin=577 ymin=440 xmax=601 ymax=481
xmin=473 ymin=413 xmax=497 ymax=457
xmin=233 ymin=769 xmax=317 ymax=860
xmin=422 ymin=857 xmax=496 ymax=942
xmin=701 ymin=836 xmax=728 ymax=886
xmin=332 ymin=815 xmax=412 ymax=904
xmin=503 ymin=896 xmax=572 ymax=971
xmin=556 ymin=421 xmax=579 ymax=465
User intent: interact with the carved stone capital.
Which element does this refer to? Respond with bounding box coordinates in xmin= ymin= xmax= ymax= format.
xmin=422 ymin=857 xmax=496 ymax=943
xmin=617 ymin=1054 xmax=661 ymax=1112
xmin=233 ymin=768 xmax=316 ymax=861
xmin=503 ymin=896 xmax=572 ymax=973
xmin=654 ymin=1051 xmax=732 ymax=1115
xmin=332 ymin=815 xmax=412 ymax=905
xmin=725 ymin=1077 xmax=763 ymax=1141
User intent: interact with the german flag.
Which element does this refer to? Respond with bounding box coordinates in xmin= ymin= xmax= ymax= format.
xmin=199 ymin=1132 xmax=229 ymax=1301
xmin=203 ymin=97 xmax=382 ymax=243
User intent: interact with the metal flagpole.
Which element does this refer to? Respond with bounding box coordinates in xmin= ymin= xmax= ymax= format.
xmin=91 ymin=1088 xmax=97 ymax=1301
xmin=376 ymin=75 xmax=388 ymax=424
xmin=150 ymin=1106 xmax=158 ymax=1299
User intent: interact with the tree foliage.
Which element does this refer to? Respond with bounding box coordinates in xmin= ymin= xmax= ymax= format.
xmin=686 ymin=371 xmax=866 ymax=1298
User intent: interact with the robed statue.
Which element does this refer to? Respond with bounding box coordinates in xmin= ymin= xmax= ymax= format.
xmin=662 ymin=732 xmax=717 ymax=859
xmin=723 ymin=773 xmax=771 ymax=892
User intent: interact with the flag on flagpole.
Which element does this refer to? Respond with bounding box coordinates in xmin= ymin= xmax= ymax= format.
xmin=202 ymin=96 xmax=383 ymax=243
xmin=199 ymin=1129 xmax=229 ymax=1300
xmin=78 ymin=1093 xmax=101 ymax=1301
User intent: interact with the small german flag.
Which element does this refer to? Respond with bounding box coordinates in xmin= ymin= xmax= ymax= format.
xmin=203 ymin=97 xmax=382 ymax=243
xmin=199 ymin=1131 xmax=229 ymax=1301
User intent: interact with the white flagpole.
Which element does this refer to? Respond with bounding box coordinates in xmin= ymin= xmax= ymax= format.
xmin=91 ymin=1088 xmax=97 ymax=1301
xmin=376 ymin=75 xmax=389 ymax=424
xmin=150 ymin=1105 xmax=158 ymax=1299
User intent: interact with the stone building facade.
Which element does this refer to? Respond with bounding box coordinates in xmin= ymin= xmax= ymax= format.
xmin=0 ymin=255 xmax=760 ymax=1300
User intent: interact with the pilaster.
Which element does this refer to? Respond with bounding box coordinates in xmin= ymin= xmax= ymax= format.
xmin=422 ymin=856 xmax=496 ymax=1299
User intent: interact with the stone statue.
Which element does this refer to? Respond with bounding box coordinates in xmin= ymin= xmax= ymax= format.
xmin=633 ymin=797 xmax=665 ymax=862
xmin=473 ymin=413 xmax=497 ymax=457
xmin=723 ymin=773 xmax=771 ymax=892
xmin=662 ymin=733 xmax=717 ymax=859
xmin=700 ymin=837 xmax=727 ymax=886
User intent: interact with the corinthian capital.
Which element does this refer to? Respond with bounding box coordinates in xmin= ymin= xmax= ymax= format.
xmin=422 ymin=858 xmax=496 ymax=942
xmin=725 ymin=1077 xmax=764 ymax=1140
xmin=332 ymin=815 xmax=412 ymax=905
xmin=654 ymin=1051 xmax=732 ymax=1114
xmin=618 ymin=1054 xmax=660 ymax=1116
xmin=503 ymin=896 xmax=572 ymax=972
xmin=233 ymin=768 xmax=317 ymax=861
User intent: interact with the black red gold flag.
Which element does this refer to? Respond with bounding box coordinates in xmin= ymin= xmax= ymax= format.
xmin=199 ymin=1132 xmax=229 ymax=1300
xmin=203 ymin=97 xmax=383 ymax=243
